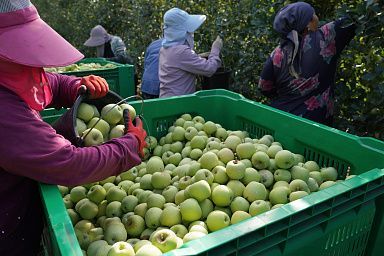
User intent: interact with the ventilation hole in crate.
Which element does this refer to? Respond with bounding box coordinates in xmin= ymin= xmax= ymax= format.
xmin=239 ymin=119 xmax=274 ymax=139
xmin=155 ymin=117 xmax=176 ymax=138
xmin=303 ymin=147 xmax=350 ymax=178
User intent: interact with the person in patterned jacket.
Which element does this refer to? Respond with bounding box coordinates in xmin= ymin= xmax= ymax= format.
xmin=258 ymin=1 xmax=356 ymax=126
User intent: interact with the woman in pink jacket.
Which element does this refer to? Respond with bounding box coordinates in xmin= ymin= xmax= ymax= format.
xmin=0 ymin=1 xmax=147 ymax=255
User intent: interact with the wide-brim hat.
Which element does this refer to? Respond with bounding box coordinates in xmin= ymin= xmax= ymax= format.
xmin=84 ymin=25 xmax=110 ymax=47
xmin=164 ymin=8 xmax=206 ymax=33
xmin=0 ymin=1 xmax=83 ymax=67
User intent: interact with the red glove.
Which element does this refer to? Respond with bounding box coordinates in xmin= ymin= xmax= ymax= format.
xmin=124 ymin=110 xmax=147 ymax=158
xmin=80 ymin=75 xmax=109 ymax=99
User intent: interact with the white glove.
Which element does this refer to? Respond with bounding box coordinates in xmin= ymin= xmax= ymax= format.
xmin=212 ymin=36 xmax=223 ymax=51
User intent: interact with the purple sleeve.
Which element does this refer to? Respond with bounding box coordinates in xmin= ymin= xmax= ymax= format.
xmin=46 ymin=72 xmax=81 ymax=108
xmin=176 ymin=46 xmax=221 ymax=77
xmin=0 ymin=92 xmax=141 ymax=186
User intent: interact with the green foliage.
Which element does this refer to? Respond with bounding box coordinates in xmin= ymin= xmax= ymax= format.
xmin=34 ymin=0 xmax=384 ymax=139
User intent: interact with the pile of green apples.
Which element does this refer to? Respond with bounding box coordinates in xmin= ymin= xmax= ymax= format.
xmin=45 ymin=62 xmax=117 ymax=73
xmin=76 ymin=102 xmax=136 ymax=146
xmin=59 ymin=113 xmax=354 ymax=256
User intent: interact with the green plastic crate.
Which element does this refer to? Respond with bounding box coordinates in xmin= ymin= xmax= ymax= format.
xmin=39 ymin=89 xmax=384 ymax=256
xmin=53 ymin=57 xmax=135 ymax=98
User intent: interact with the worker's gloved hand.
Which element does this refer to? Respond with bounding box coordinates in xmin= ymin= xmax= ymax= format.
xmin=198 ymin=51 xmax=211 ymax=58
xmin=80 ymin=75 xmax=109 ymax=99
xmin=123 ymin=109 xmax=147 ymax=158
xmin=212 ymin=36 xmax=223 ymax=51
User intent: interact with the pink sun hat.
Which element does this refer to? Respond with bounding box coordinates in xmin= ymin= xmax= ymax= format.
xmin=0 ymin=0 xmax=84 ymax=67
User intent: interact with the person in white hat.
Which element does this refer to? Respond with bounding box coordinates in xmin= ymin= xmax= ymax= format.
xmin=0 ymin=1 xmax=147 ymax=254
xmin=159 ymin=7 xmax=223 ymax=98
xmin=84 ymin=25 xmax=134 ymax=65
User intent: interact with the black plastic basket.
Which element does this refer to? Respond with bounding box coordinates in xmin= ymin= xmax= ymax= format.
xmin=52 ymin=91 xmax=124 ymax=147
xmin=201 ymin=67 xmax=232 ymax=90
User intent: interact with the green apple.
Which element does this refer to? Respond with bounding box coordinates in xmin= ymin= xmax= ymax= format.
xmin=77 ymin=102 xmax=95 ymax=122
xmin=76 ymin=118 xmax=88 ymax=136
xmin=199 ymin=151 xmax=220 ymax=170
xmin=187 ymin=161 xmax=201 ymax=176
xmin=192 ymin=115 xmax=205 ymax=124
xmin=153 ymin=146 xmax=163 ymax=157
xmin=190 ymin=148 xmax=203 ymax=160
xmin=199 ymin=198 xmax=214 ymax=219
xmin=291 ymin=165 xmax=310 ymax=181
xmin=294 ymin=154 xmax=305 ymax=165
xmin=151 ymin=171 xmax=171 ymax=189
xmin=206 ymin=140 xmax=222 ymax=151
xmin=217 ymin=148 xmax=235 ymax=164
xmin=211 ymin=185 xmax=234 ymax=207
xmin=214 ymin=206 xmax=232 ymax=217
xmin=170 ymin=141 xmax=183 ymax=153
xmin=266 ymin=144 xmax=283 ymax=158
xmin=258 ymin=170 xmax=274 ymax=188
xmin=303 ymin=160 xmax=320 ymax=172
xmin=179 ymin=198 xmax=202 ymax=222
xmin=226 ymin=160 xmax=246 ymax=180
xmin=101 ymin=104 xmax=123 ymax=125
xmin=178 ymin=175 xmax=192 ymax=190
xmin=106 ymin=186 xmax=127 ymax=202
xmin=309 ymin=171 xmax=323 ymax=185
xmin=273 ymin=180 xmax=290 ymax=189
xmin=269 ymin=186 xmax=290 ymax=205
xmin=160 ymin=205 xmax=182 ymax=227
xmin=127 ymin=183 xmax=140 ymax=195
xmin=82 ymin=128 xmax=104 ymax=146
xmin=77 ymin=199 xmax=99 ymax=220
xmin=171 ymin=126 xmax=186 ymax=142
xmin=140 ymin=228 xmax=155 ymax=240
xmin=150 ymin=229 xmax=178 ymax=253
xmin=243 ymin=181 xmax=267 ymax=202
xmin=63 ymin=194 xmax=73 ymax=209
xmin=189 ymin=225 xmax=208 ymax=234
xmin=126 ymin=238 xmax=140 ymax=249
xmin=186 ymin=180 xmax=211 ymax=202
xmin=87 ymin=117 xmax=111 ymax=138
xmin=255 ymin=143 xmax=269 ymax=153
xmin=104 ymin=222 xmax=127 ymax=245
xmin=117 ymin=180 xmax=134 ymax=193
xmin=109 ymin=124 xmax=125 ymax=139
xmin=320 ymin=167 xmax=338 ymax=181
xmin=251 ymin=151 xmax=270 ymax=170
xmin=249 ymin=200 xmax=271 ymax=216
xmin=231 ymin=210 xmax=252 ymax=224
xmin=144 ymin=207 xmax=163 ymax=229
xmin=146 ymin=193 xmax=166 ymax=209
xmin=230 ymin=196 xmax=250 ymax=212
xmin=70 ymin=186 xmax=87 ymax=203
xmin=122 ymin=214 xmax=145 ymax=238
xmin=226 ymin=180 xmax=245 ymax=197
xmin=184 ymin=126 xmax=198 ymax=141
xmin=236 ymin=142 xmax=256 ymax=160
xmin=215 ymin=127 xmax=228 ymax=141
xmin=181 ymin=146 xmax=192 ymax=158
xmin=87 ymin=240 xmax=108 ymax=256
xmin=319 ymin=180 xmax=337 ymax=190
xmin=135 ymin=244 xmax=162 ymax=256
xmin=174 ymin=117 xmax=186 ymax=127
xmin=106 ymin=201 xmax=122 ymax=218
xmin=241 ymin=167 xmax=261 ymax=185
xmin=87 ymin=185 xmax=107 ymax=204
xmin=146 ymin=156 xmax=165 ymax=174
xmin=307 ymin=177 xmax=319 ymax=192
xmin=183 ymin=120 xmax=194 ymax=130
xmin=289 ymin=179 xmax=310 ymax=193
xmin=174 ymin=190 xmax=187 ymax=205
xmin=137 ymin=190 xmax=153 ymax=204
xmin=120 ymin=168 xmax=138 ymax=181
xmin=67 ymin=209 xmax=79 ymax=225
xmin=170 ymin=224 xmax=188 ymax=239
xmin=206 ymin=210 xmax=230 ymax=232
xmin=289 ymin=191 xmax=309 ymax=201
xmin=133 ymin=240 xmax=152 ymax=253
xmin=273 ymin=169 xmax=292 ymax=182
xmin=182 ymin=231 xmax=206 ymax=243
xmin=162 ymin=185 xmax=178 ymax=203
xmin=212 ymin=166 xmax=229 ymax=184
xmin=224 ymin=135 xmax=242 ymax=151
xmin=190 ymin=135 xmax=207 ymax=150
xmin=139 ymin=174 xmax=153 ymax=190
xmin=119 ymin=103 xmax=136 ymax=121
xmin=133 ymin=203 xmax=148 ymax=218
xmin=202 ymin=121 xmax=217 ymax=136
xmin=194 ymin=169 xmax=214 ymax=185
xmin=120 ymin=195 xmax=138 ymax=213
xmin=275 ymin=150 xmax=295 ymax=169
xmin=107 ymin=241 xmax=134 ymax=256
xmin=271 ymin=204 xmax=284 ymax=210
xmin=96 ymin=200 xmax=108 ymax=218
